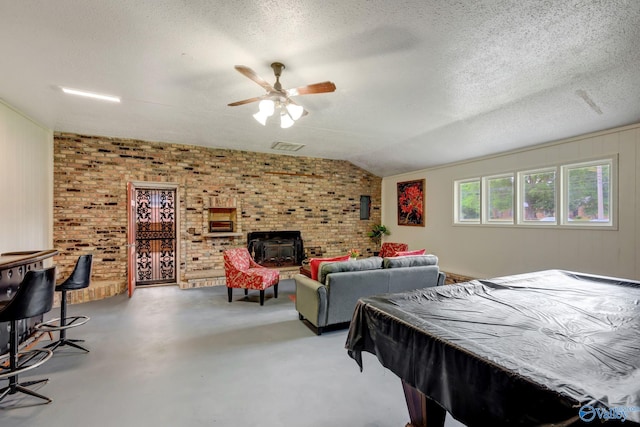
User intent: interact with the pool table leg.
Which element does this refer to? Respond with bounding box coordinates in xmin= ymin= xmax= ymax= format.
xmin=402 ymin=380 xmax=446 ymax=427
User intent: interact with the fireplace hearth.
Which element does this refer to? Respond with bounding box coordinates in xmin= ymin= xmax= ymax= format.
xmin=247 ymin=231 xmax=304 ymax=267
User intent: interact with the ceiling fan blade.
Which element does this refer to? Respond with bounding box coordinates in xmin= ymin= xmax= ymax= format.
xmin=227 ymin=96 xmax=262 ymax=107
xmin=287 ymin=81 xmax=336 ymax=96
xmin=234 ymin=65 xmax=275 ymax=92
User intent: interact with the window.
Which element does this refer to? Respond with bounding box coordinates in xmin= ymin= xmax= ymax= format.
xmin=518 ymin=168 xmax=556 ymax=224
xmin=455 ymin=179 xmax=480 ymax=223
xmin=562 ymin=160 xmax=612 ymax=226
xmin=484 ymin=174 xmax=514 ymax=223
xmin=453 ymin=157 xmax=616 ymax=228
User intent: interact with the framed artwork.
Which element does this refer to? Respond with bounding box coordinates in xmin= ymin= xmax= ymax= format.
xmin=397 ymin=179 xmax=425 ymax=226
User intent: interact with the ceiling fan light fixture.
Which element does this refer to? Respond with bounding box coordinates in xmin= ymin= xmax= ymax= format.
xmin=258 ymin=99 xmax=275 ymax=117
xmin=286 ymin=102 xmax=304 ymax=121
xmin=280 ymin=111 xmax=295 ymax=129
xmin=229 ymin=62 xmax=336 ymax=128
xmin=253 ymin=111 xmax=268 ymax=126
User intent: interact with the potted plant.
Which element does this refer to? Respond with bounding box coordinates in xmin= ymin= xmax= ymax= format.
xmin=348 ymin=249 xmax=361 ymax=259
xmin=368 ymin=224 xmax=390 ymax=255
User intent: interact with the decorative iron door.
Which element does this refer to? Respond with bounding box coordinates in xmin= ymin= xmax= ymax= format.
xmin=135 ymin=188 xmax=176 ymax=285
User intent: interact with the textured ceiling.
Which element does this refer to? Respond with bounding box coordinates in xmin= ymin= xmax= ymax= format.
xmin=1 ymin=0 xmax=639 ymax=177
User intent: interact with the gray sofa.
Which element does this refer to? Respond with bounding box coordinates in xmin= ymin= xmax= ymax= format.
xmin=294 ymin=255 xmax=445 ymax=334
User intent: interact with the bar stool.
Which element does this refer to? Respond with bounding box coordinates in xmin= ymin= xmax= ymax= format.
xmin=0 ymin=266 xmax=56 ymax=404
xmin=37 ymin=255 xmax=92 ymax=353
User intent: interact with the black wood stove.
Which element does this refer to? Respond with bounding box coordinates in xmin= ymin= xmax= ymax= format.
xmin=247 ymin=231 xmax=304 ymax=267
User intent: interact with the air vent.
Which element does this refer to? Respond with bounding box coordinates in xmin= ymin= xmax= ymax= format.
xmin=271 ymin=141 xmax=305 ymax=152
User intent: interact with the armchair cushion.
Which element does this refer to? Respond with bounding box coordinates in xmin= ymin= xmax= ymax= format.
xmin=233 ymin=254 xmax=251 ymax=271
xmin=309 ymin=255 xmax=351 ymax=280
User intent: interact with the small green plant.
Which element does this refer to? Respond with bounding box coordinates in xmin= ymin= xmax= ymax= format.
xmin=368 ymin=224 xmax=390 ymax=248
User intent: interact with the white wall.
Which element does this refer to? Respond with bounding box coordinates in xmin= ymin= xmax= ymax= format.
xmin=382 ymin=124 xmax=640 ymax=281
xmin=0 ymin=100 xmax=53 ymax=253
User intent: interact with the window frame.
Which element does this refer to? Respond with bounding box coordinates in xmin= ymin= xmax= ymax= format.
xmin=452 ymin=156 xmax=617 ymax=229
xmin=517 ymin=167 xmax=557 ymax=225
xmin=560 ymin=158 xmax=616 ymax=228
xmin=482 ymin=173 xmax=515 ymax=224
xmin=454 ymin=178 xmax=481 ymax=224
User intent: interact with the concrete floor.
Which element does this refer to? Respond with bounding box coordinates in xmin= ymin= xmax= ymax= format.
xmin=0 ymin=280 xmax=465 ymax=427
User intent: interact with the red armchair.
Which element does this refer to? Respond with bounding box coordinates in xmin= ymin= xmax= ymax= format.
xmin=223 ymin=248 xmax=279 ymax=306
xmin=379 ymin=242 xmax=409 ymax=258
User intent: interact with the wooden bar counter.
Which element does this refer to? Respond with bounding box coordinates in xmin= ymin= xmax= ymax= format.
xmin=0 ymin=250 xmax=58 ymax=353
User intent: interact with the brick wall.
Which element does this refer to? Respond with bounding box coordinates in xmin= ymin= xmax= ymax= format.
xmin=53 ymin=133 xmax=382 ymax=301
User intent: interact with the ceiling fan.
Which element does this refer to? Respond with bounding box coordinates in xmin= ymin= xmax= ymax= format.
xmin=228 ymin=62 xmax=336 ymax=128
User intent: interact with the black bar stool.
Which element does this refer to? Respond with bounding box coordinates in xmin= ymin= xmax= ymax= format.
xmin=0 ymin=266 xmax=56 ymax=404
xmin=37 ymin=255 xmax=92 ymax=353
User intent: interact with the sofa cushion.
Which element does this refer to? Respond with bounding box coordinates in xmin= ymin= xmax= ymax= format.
xmin=393 ymin=249 xmax=426 ymax=257
xmin=383 ymin=254 xmax=439 ymax=269
xmin=318 ymin=256 xmax=383 ymax=284
xmin=309 ymin=255 xmax=351 ymax=280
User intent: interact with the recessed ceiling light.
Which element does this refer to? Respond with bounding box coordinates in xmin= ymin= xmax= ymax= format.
xmin=271 ymin=141 xmax=305 ymax=152
xmin=61 ymin=87 xmax=121 ymax=103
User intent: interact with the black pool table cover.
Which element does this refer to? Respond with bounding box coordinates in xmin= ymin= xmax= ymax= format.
xmin=345 ymin=270 xmax=640 ymax=426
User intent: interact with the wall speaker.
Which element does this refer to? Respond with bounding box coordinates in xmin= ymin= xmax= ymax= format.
xmin=360 ymin=195 xmax=371 ymax=220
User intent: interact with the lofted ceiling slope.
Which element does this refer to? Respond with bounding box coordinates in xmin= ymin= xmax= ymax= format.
xmin=1 ymin=1 xmax=639 ymax=177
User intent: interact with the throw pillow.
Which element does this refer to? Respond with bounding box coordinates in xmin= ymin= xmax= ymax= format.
xmin=393 ymin=249 xmax=426 ymax=257
xmin=309 ymin=255 xmax=351 ymax=280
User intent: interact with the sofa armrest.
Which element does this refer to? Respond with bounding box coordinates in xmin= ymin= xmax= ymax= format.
xmin=294 ymin=274 xmax=328 ymax=328
xmin=437 ymin=271 xmax=446 ymax=286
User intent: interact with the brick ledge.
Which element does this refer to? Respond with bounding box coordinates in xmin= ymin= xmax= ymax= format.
xmin=180 ymin=266 xmax=300 ymax=290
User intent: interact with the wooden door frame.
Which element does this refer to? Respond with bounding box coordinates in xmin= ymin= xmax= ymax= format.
xmin=127 ymin=181 xmax=180 ymax=297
